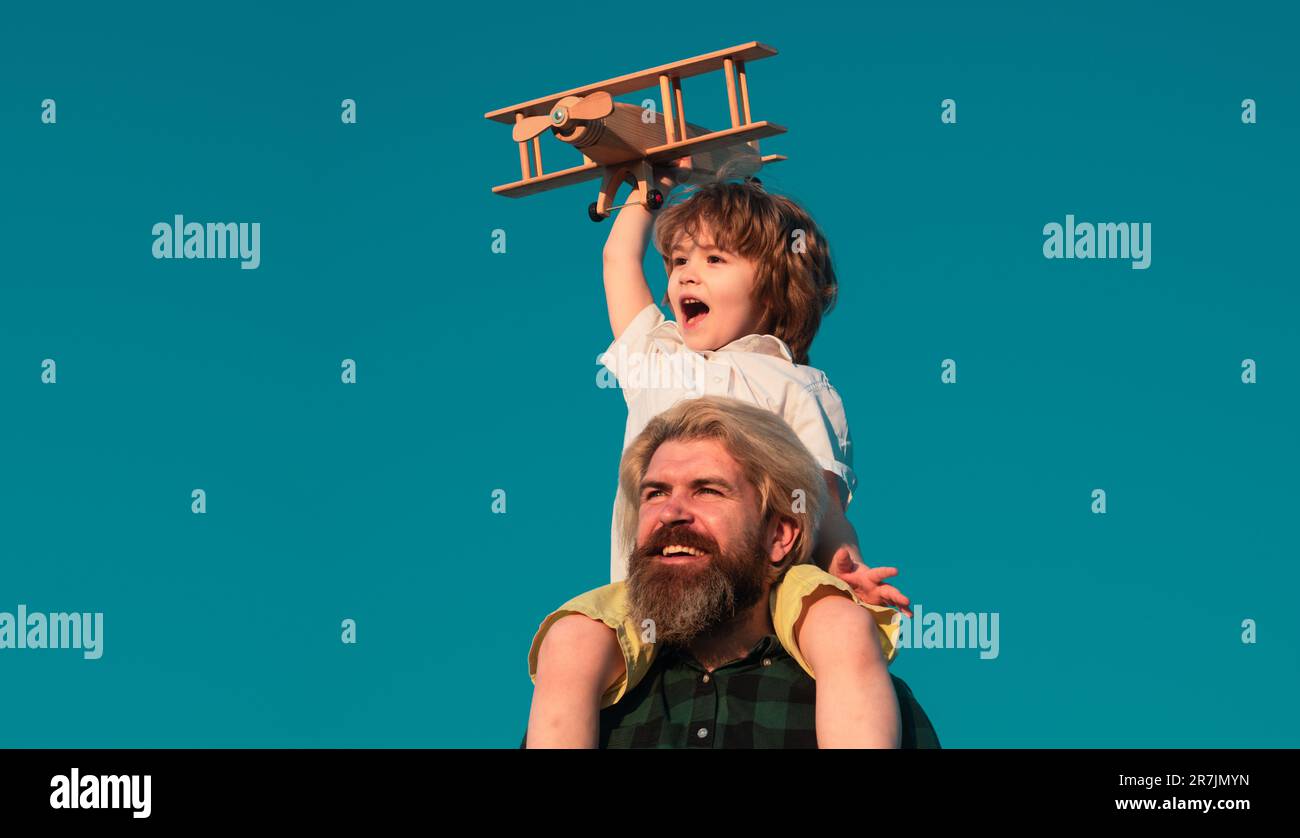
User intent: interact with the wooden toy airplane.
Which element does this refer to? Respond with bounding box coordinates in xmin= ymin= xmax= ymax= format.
xmin=484 ymin=41 xmax=787 ymax=221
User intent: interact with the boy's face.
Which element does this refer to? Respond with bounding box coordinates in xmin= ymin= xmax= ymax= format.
xmin=667 ymin=224 xmax=763 ymax=353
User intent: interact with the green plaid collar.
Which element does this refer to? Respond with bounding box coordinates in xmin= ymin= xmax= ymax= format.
xmin=655 ymin=633 xmax=787 ymax=673
xmin=593 ymin=634 xmax=941 ymax=749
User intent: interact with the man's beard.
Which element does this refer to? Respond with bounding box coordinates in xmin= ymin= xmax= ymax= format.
xmin=626 ymin=521 xmax=769 ymax=647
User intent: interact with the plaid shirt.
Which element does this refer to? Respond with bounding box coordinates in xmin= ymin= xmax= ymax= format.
xmin=595 ymin=634 xmax=941 ymax=749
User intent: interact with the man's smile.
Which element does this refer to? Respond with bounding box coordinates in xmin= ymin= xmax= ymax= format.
xmin=659 ymin=543 xmax=711 ymax=564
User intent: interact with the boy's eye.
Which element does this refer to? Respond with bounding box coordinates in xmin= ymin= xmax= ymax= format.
xmin=707 ymin=255 xmax=725 ymax=264
xmin=672 ymin=258 xmax=686 ymax=266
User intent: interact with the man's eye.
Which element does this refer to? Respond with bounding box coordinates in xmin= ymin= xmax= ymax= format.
xmin=698 ymin=487 xmax=722 ymax=496
xmin=645 ymin=489 xmax=667 ymax=500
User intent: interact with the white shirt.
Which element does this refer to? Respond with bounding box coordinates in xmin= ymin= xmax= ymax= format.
xmin=599 ymin=303 xmax=855 ymax=582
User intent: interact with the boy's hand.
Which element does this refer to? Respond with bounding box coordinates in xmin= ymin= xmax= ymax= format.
xmin=828 ymin=545 xmax=913 ymax=617
xmin=652 ymin=156 xmax=693 ymax=194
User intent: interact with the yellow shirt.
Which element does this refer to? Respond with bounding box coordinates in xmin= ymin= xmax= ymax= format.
xmin=529 ymin=564 xmax=901 ymax=709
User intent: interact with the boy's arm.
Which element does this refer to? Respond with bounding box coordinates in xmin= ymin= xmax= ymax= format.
xmin=526 ymin=614 xmax=626 ymax=748
xmin=796 ymin=592 xmax=901 ymax=748
xmin=601 ymin=167 xmax=680 ymax=339
xmin=602 ymin=203 xmax=656 ymax=340
xmin=817 ymin=471 xmax=912 ymax=616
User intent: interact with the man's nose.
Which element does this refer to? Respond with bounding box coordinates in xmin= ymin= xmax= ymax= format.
xmin=657 ymin=495 xmax=693 ymax=525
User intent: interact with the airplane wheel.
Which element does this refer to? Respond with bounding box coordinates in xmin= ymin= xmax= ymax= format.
xmin=588 ymin=202 xmax=606 ymax=223
xmin=646 ymin=189 xmax=664 ymax=211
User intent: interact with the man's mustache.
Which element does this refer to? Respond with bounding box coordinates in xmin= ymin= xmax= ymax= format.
xmin=634 ymin=525 xmax=720 ymax=560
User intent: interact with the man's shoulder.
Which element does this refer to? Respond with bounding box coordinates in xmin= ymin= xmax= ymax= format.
xmin=556 ymin=580 xmax=631 ymax=621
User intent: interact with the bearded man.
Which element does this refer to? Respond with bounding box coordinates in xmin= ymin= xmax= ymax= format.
xmin=525 ymin=396 xmax=939 ymax=749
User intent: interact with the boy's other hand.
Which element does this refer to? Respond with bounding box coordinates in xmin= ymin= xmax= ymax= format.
xmin=828 ymin=547 xmax=913 ymax=617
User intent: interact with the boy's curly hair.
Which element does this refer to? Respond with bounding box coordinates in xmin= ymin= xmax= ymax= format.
xmin=651 ymin=180 xmax=838 ymax=365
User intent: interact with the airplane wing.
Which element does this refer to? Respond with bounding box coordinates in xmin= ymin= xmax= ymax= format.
xmin=484 ymin=42 xmax=777 ymax=124
xmin=490 ymin=123 xmax=788 ymax=198
xmin=490 ymin=161 xmax=604 ymax=198
xmin=642 ymin=121 xmax=786 ymax=163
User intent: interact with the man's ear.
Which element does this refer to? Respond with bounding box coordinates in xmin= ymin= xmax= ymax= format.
xmin=765 ymin=515 xmax=800 ymax=567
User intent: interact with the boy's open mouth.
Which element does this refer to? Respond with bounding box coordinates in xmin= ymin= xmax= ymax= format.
xmin=680 ymin=297 xmax=710 ymax=328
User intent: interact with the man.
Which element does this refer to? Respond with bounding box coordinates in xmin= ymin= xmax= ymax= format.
xmin=526 ymin=396 xmax=940 ymax=748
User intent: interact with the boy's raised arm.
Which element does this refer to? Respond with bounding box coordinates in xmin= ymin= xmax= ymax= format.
xmin=601 ymin=204 xmax=656 ymax=340
xmin=601 ymin=167 xmax=680 ymax=340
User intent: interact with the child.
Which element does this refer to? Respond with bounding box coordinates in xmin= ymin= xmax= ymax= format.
xmin=528 ymin=164 xmax=911 ymax=747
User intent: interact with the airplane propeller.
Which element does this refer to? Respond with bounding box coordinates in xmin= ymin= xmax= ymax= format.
xmin=511 ymin=91 xmax=614 ymax=142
